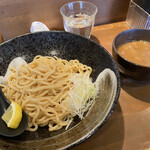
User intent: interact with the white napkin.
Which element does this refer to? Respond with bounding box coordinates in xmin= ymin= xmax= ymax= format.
xmin=30 ymin=21 xmax=49 ymax=33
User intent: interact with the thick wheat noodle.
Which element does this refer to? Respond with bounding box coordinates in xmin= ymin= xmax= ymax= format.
xmin=0 ymin=55 xmax=92 ymax=132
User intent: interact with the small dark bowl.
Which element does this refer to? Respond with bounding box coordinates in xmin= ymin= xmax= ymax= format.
xmin=112 ymin=29 xmax=150 ymax=101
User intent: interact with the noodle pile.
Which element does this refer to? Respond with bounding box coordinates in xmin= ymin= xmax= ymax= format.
xmin=0 ymin=56 xmax=92 ymax=131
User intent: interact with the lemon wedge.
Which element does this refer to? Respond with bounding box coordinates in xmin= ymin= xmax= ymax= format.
xmin=1 ymin=101 xmax=22 ymax=129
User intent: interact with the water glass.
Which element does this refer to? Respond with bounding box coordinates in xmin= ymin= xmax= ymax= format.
xmin=60 ymin=1 xmax=98 ymax=38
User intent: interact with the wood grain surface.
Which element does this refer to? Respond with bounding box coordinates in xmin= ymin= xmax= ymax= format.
xmin=0 ymin=0 xmax=130 ymax=41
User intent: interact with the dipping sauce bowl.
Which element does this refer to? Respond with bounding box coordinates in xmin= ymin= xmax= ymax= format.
xmin=112 ymin=29 xmax=150 ymax=101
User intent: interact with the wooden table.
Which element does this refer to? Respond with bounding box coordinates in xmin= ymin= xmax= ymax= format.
xmin=72 ymin=21 xmax=150 ymax=150
xmin=1 ymin=21 xmax=150 ymax=150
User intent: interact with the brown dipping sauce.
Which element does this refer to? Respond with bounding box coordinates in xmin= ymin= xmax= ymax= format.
xmin=118 ymin=40 xmax=150 ymax=67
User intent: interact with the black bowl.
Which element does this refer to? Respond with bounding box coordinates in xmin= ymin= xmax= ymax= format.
xmin=0 ymin=31 xmax=121 ymax=150
xmin=112 ymin=29 xmax=150 ymax=101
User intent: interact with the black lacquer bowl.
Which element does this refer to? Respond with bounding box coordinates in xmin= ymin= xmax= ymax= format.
xmin=0 ymin=31 xmax=121 ymax=150
xmin=112 ymin=29 xmax=150 ymax=101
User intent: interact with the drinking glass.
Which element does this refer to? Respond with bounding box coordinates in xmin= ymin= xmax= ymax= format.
xmin=60 ymin=1 xmax=98 ymax=38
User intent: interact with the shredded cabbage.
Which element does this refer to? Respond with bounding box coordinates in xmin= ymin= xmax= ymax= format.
xmin=67 ymin=73 xmax=98 ymax=119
